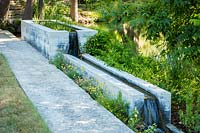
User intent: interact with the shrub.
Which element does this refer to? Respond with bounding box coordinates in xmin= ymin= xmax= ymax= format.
xmin=84 ymin=31 xmax=112 ymax=56
xmin=49 ymin=52 xmax=65 ymax=70
xmin=96 ymin=92 xmax=129 ymax=124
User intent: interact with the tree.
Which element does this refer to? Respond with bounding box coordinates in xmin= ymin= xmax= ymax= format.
xmin=0 ymin=0 xmax=11 ymax=19
xmin=23 ymin=0 xmax=34 ymax=20
xmin=135 ymin=1 xmax=200 ymax=131
xmin=38 ymin=0 xmax=44 ymax=19
xmin=70 ymin=0 xmax=78 ymax=22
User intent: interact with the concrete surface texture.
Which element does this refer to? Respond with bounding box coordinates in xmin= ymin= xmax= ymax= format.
xmin=54 ymin=20 xmax=98 ymax=53
xmin=21 ymin=20 xmax=97 ymax=59
xmin=21 ymin=20 xmax=69 ymax=59
xmin=64 ymin=54 xmax=144 ymax=114
xmin=82 ymin=54 xmax=171 ymax=124
xmin=0 ymin=30 xmax=133 ymax=133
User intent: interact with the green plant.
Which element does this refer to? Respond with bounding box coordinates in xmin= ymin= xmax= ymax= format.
xmin=84 ymin=31 xmax=113 ymax=55
xmin=128 ymin=108 xmax=144 ymax=131
xmin=143 ymin=124 xmax=157 ymax=133
xmin=36 ymin=21 xmax=73 ymax=31
xmin=49 ymin=52 xmax=65 ymax=70
xmin=44 ymin=0 xmax=71 ymax=22
xmin=97 ymin=92 xmax=129 ymax=124
xmin=179 ymin=93 xmax=200 ymax=132
xmin=65 ymin=64 xmax=82 ymax=80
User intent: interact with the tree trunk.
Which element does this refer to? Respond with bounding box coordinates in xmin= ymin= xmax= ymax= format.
xmin=22 ymin=0 xmax=34 ymax=20
xmin=70 ymin=0 xmax=78 ymax=22
xmin=0 ymin=0 xmax=11 ymax=19
xmin=38 ymin=0 xmax=44 ymax=19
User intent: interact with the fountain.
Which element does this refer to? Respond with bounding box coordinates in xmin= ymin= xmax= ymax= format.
xmin=21 ymin=20 xmax=183 ymax=132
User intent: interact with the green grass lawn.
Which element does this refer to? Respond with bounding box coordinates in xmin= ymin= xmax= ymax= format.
xmin=0 ymin=54 xmax=50 ymax=133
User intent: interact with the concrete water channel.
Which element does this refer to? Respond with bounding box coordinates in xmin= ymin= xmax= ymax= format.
xmin=21 ymin=20 xmax=182 ymax=132
xmin=0 ymin=30 xmax=133 ymax=133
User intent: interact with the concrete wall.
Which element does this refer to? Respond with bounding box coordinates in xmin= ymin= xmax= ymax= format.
xmin=21 ymin=20 xmax=97 ymax=59
xmin=54 ymin=21 xmax=97 ymax=52
xmin=82 ymin=54 xmax=171 ymax=124
xmin=64 ymin=54 xmax=144 ymax=115
xmin=21 ymin=20 xmax=69 ymax=59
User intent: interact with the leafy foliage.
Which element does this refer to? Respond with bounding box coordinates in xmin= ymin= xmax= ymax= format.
xmin=85 ymin=30 xmax=200 ymax=132
xmin=49 ymin=52 xmax=65 ymax=70
xmin=97 ymin=92 xmax=129 ymax=123
xmin=84 ymin=31 xmax=113 ymax=55
xmin=44 ymin=0 xmax=71 ymax=22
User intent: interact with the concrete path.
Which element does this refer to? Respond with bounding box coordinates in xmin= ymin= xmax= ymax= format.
xmin=0 ymin=30 xmax=133 ymax=133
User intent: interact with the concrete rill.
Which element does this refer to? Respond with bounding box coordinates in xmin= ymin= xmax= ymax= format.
xmin=21 ymin=20 xmax=97 ymax=59
xmin=0 ymin=32 xmax=134 ymax=133
xmin=64 ymin=54 xmax=145 ymax=114
xmin=82 ymin=54 xmax=171 ymax=124
xmin=55 ymin=21 xmax=97 ymax=52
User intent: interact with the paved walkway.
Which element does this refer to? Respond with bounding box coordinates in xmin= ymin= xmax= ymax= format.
xmin=0 ymin=30 xmax=133 ymax=133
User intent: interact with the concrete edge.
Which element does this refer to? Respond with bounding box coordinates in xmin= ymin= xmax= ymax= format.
xmin=63 ymin=54 xmax=145 ymax=114
xmin=82 ymin=54 xmax=171 ymax=124
xmin=21 ymin=20 xmax=69 ymax=33
xmin=166 ymin=124 xmax=184 ymax=133
xmin=0 ymin=30 xmax=20 ymax=42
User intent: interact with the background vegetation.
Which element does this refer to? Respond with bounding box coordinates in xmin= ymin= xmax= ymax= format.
xmin=1 ymin=0 xmax=199 ymax=132
xmin=36 ymin=0 xmax=200 ymax=132
xmin=86 ymin=1 xmax=200 ymax=132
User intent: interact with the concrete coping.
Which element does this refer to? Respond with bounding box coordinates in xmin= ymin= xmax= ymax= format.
xmin=50 ymin=20 xmax=97 ymax=31
xmin=64 ymin=54 xmax=145 ymax=114
xmin=22 ymin=20 xmax=98 ymax=54
xmin=166 ymin=124 xmax=184 ymax=133
xmin=32 ymin=20 xmax=97 ymax=32
xmin=82 ymin=54 xmax=171 ymax=124
xmin=22 ymin=20 xmax=69 ymax=33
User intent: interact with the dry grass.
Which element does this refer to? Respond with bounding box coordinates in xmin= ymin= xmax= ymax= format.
xmin=0 ymin=54 xmax=50 ymax=133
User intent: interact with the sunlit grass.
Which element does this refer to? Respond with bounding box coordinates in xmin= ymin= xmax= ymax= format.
xmin=0 ymin=54 xmax=50 ymax=133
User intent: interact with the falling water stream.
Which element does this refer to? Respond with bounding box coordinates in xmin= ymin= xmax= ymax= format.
xmin=68 ymin=31 xmax=80 ymax=57
xmin=143 ymin=97 xmax=159 ymax=127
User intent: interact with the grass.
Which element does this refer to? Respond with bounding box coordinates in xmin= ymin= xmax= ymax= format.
xmin=0 ymin=54 xmax=50 ymax=133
